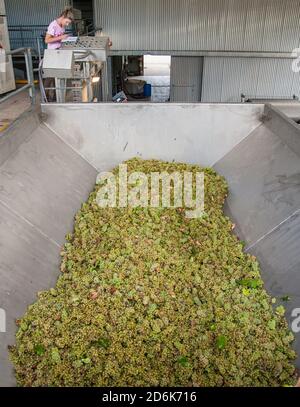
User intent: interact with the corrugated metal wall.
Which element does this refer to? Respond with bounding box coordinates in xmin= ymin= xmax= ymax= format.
xmin=94 ymin=0 xmax=300 ymax=52
xmin=5 ymin=0 xmax=69 ymax=26
xmin=4 ymin=0 xmax=71 ymax=51
xmin=201 ymin=57 xmax=300 ymax=102
xmin=170 ymin=57 xmax=203 ymax=102
xmin=4 ymin=0 xmax=300 ymax=102
xmin=94 ymin=0 xmax=300 ymax=102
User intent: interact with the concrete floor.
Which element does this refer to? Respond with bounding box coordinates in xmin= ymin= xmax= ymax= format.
xmin=0 ymin=87 xmax=39 ymax=132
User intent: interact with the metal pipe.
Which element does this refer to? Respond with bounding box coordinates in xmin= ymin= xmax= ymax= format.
xmin=37 ymin=38 xmax=42 ymax=63
xmin=7 ymin=47 xmax=31 ymax=55
xmin=24 ymin=50 xmax=30 ymax=84
xmin=110 ymin=50 xmax=297 ymax=59
xmin=0 ymin=48 xmax=36 ymax=106
xmin=16 ymin=80 xmax=39 ymax=85
xmin=27 ymin=48 xmax=36 ymax=105
xmin=38 ymin=59 xmax=47 ymax=103
xmin=74 ymin=50 xmax=92 ymax=60
xmin=44 ymin=87 xmax=83 ymax=90
xmin=0 ymin=84 xmax=31 ymax=104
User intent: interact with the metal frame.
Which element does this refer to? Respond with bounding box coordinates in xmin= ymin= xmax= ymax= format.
xmin=110 ymin=50 xmax=296 ymax=59
xmin=0 ymin=48 xmax=35 ymax=106
xmin=40 ymin=53 xmax=109 ymax=103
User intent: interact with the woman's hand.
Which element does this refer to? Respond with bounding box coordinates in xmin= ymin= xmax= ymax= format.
xmin=61 ymin=34 xmax=69 ymax=41
xmin=45 ymin=33 xmax=69 ymax=44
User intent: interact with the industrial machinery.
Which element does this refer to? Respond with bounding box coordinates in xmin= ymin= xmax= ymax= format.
xmin=1 ymin=96 xmax=300 ymax=387
xmin=41 ymin=36 xmax=110 ymax=103
xmin=0 ymin=0 xmax=15 ymax=95
xmin=65 ymin=8 xmax=86 ymax=37
xmin=1 ymin=101 xmax=300 ymax=387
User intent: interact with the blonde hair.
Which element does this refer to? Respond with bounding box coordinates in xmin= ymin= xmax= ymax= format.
xmin=60 ymin=6 xmax=74 ymax=21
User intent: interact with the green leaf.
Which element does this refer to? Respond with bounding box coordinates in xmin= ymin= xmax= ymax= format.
xmin=237 ymin=278 xmax=262 ymax=289
xmin=148 ymin=303 xmax=158 ymax=313
xmin=216 ymin=335 xmax=227 ymax=350
xmin=20 ymin=322 xmax=28 ymax=332
xmin=178 ymin=356 xmax=189 ymax=367
xmin=34 ymin=344 xmax=46 ymax=356
xmin=174 ymin=341 xmax=183 ymax=351
xmin=242 ymin=288 xmax=250 ymax=296
xmin=193 ymin=296 xmax=201 ymax=306
xmin=95 ymin=338 xmax=110 ymax=349
xmin=276 ymin=305 xmax=286 ymax=316
xmin=50 ymin=288 xmax=57 ymax=297
xmin=51 ymin=348 xmax=61 ymax=364
xmin=268 ymin=319 xmax=276 ymax=330
xmin=81 ymin=358 xmax=91 ymax=364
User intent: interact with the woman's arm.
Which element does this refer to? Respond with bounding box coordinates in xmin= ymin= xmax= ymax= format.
xmin=45 ymin=33 xmax=68 ymax=44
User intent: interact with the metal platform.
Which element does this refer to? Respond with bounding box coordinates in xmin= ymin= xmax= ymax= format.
xmin=0 ymin=102 xmax=299 ymax=386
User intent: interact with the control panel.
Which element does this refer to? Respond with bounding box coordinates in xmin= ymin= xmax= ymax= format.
xmin=62 ymin=36 xmax=109 ymax=50
xmin=61 ymin=36 xmax=110 ymax=62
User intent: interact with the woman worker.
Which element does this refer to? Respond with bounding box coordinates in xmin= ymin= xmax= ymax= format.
xmin=44 ymin=6 xmax=74 ymax=101
xmin=45 ymin=6 xmax=74 ymax=49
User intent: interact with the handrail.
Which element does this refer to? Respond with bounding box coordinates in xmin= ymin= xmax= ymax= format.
xmin=0 ymin=47 xmax=36 ymax=106
xmin=8 ymin=26 xmax=46 ymax=61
